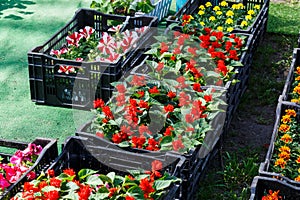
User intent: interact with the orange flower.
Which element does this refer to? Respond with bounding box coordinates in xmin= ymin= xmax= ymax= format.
xmin=278 ymin=151 xmax=290 ymax=160
xmin=296 ymin=156 xmax=300 ymax=164
xmin=280 ymin=134 xmax=292 ymax=143
xmin=274 ymin=158 xmax=287 ymax=169
xmin=279 ymin=124 xmax=290 ymax=133
xmin=295 ymin=76 xmax=300 ymax=81
xmin=295 ymin=175 xmax=300 ymax=182
xmin=293 ymin=85 xmax=300 ymax=94
xmin=285 ymin=109 xmax=296 ymax=117
xmin=281 ymin=115 xmax=291 ymax=124
xmin=279 ymin=145 xmax=290 ymax=153
xmin=262 ymin=190 xmax=281 ymax=200
xmin=291 ymin=99 xmax=299 ymax=103
xmin=296 ymin=66 xmax=300 ymax=75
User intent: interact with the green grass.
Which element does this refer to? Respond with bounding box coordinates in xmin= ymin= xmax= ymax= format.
xmin=0 ymin=0 xmax=93 ymax=146
xmin=268 ymin=2 xmax=300 ymax=34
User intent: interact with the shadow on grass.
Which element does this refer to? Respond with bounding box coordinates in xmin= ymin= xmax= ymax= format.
xmin=0 ymin=0 xmax=35 ymax=20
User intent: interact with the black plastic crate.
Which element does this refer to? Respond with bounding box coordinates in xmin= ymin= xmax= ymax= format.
xmin=250 ymin=176 xmax=300 ymax=200
xmin=0 ymin=138 xmax=58 ymax=199
xmin=28 ymin=8 xmax=158 ymax=109
xmin=259 ymin=99 xmax=300 ymax=187
xmin=47 ymin=136 xmax=185 ymax=200
xmin=282 ymin=48 xmax=300 ymax=103
xmin=165 ymin=0 xmax=269 ymax=52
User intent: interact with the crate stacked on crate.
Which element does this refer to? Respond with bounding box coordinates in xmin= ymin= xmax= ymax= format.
xmin=28 ymin=8 xmax=158 ymax=109
xmin=165 ymin=0 xmax=269 ymax=52
xmin=282 ymin=48 xmax=300 ymax=103
xmin=0 ymin=138 xmax=58 ymax=199
xmin=249 ymin=176 xmax=300 ymax=200
xmin=10 ymin=136 xmax=185 ymax=200
xmin=258 ymin=100 xmax=300 ymax=192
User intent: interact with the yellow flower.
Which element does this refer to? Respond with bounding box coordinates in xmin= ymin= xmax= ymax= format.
xmin=213 ymin=6 xmax=220 ymax=11
xmin=217 ymin=26 xmax=223 ymax=31
xmin=295 ymin=76 xmax=300 ymax=81
xmin=279 ymin=124 xmax=290 ymax=132
xmin=248 ymin=9 xmax=255 ymax=15
xmin=291 ymin=99 xmax=299 ymax=103
xmin=296 ymin=66 xmax=300 ymax=74
xmin=220 ymin=1 xmax=228 ymax=7
xmin=274 ymin=158 xmax=286 ymax=169
xmin=285 ymin=109 xmax=296 ymax=117
xmin=216 ymin=11 xmax=222 ymax=15
xmin=231 ymin=4 xmax=237 ymax=9
xmin=198 ymin=10 xmax=205 ymax=15
xmin=240 ymin=20 xmax=248 ymax=27
xmin=205 ymin=2 xmax=212 ymax=7
xmin=279 ymin=145 xmax=290 ymax=153
xmin=226 ymin=10 xmax=234 ymax=17
xmin=281 ymin=115 xmax=291 ymax=124
xmin=225 ymin=18 xmax=234 ymax=24
xmin=199 ymin=5 xmax=205 ymax=10
xmin=245 ymin=15 xmax=252 ymax=21
xmin=280 ymin=133 xmax=293 ymax=143
xmin=200 ymin=21 xmax=205 ymax=26
xmin=237 ymin=3 xmax=245 ymax=9
xmin=278 ymin=151 xmax=290 ymax=160
xmin=254 ymin=5 xmax=260 ymax=10
xmin=296 ymin=156 xmax=300 ymax=164
xmin=295 ymin=175 xmax=300 ymax=182
xmin=227 ymin=27 xmax=234 ymax=32
xmin=209 ymin=16 xmax=216 ymax=21
xmin=293 ymin=85 xmax=300 ymax=94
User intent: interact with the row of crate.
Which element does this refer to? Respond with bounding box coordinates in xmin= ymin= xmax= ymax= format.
xmin=249 ymin=41 xmax=300 ymax=198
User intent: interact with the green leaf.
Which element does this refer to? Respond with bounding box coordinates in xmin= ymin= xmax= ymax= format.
xmin=160 ymin=136 xmax=173 ymax=145
xmin=175 ymin=60 xmax=182 ymax=72
xmin=99 ymin=174 xmax=113 ymax=184
xmin=41 ymin=186 xmax=59 ymax=193
xmin=127 ymin=186 xmax=145 ymax=199
xmin=61 ymin=191 xmax=79 ymax=200
xmin=78 ymin=169 xmax=98 ymax=181
xmin=89 ymin=192 xmax=109 ymax=200
xmin=86 ymin=174 xmax=103 ymax=186
xmin=118 ymin=141 xmax=130 ymax=147
xmin=153 ymin=180 xmax=174 ymax=190
xmin=61 ymin=181 xmax=80 ymax=192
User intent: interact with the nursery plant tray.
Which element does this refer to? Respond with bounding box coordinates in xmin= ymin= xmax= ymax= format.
xmin=0 ymin=138 xmax=58 ymax=199
xmin=28 ymin=8 xmax=158 ymax=110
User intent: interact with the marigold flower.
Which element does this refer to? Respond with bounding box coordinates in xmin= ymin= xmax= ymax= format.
xmin=225 ymin=18 xmax=234 ymax=24
xmin=227 ymin=27 xmax=234 ymax=32
xmin=213 ymin=6 xmax=220 ymax=11
xmin=285 ymin=109 xmax=296 ymax=117
xmin=198 ymin=10 xmax=205 ymax=15
xmin=262 ymin=190 xmax=281 ymax=200
xmin=226 ymin=10 xmax=234 ymax=17
xmin=295 ymin=76 xmax=300 ymax=81
xmin=279 ymin=145 xmax=291 ymax=153
xmin=245 ymin=15 xmax=252 ymax=21
xmin=199 ymin=5 xmax=205 ymax=10
xmin=280 ymin=133 xmax=292 ymax=143
xmin=205 ymin=2 xmax=212 ymax=7
xmin=200 ymin=21 xmax=205 ymax=26
xmin=254 ymin=5 xmax=260 ymax=9
xmin=216 ymin=11 xmax=222 ymax=15
xmin=279 ymin=124 xmax=290 ymax=132
xmin=291 ymin=99 xmax=299 ymax=103
xmin=278 ymin=151 xmax=290 ymax=160
xmin=295 ymin=175 xmax=300 ymax=182
xmin=296 ymin=156 xmax=300 ymax=164
xmin=209 ymin=16 xmax=216 ymax=21
xmin=237 ymin=3 xmax=245 ymax=9
xmin=220 ymin=1 xmax=228 ymax=6
xmin=241 ymin=20 xmax=248 ymax=27
xmin=281 ymin=115 xmax=291 ymax=124
xmin=248 ymin=9 xmax=255 ymax=15
xmin=294 ymin=86 xmax=300 ymax=94
xmin=217 ymin=26 xmax=223 ymax=31
xmin=296 ymin=66 xmax=300 ymax=74
xmin=274 ymin=158 xmax=287 ymax=169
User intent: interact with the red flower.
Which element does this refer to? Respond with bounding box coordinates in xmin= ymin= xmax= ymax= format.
xmin=139 ymin=125 xmax=152 ymax=135
xmin=216 ymin=60 xmax=228 ymax=76
xmin=211 ymin=41 xmax=222 ymax=48
xmin=125 ymin=196 xmax=135 ymax=200
xmin=146 ymin=138 xmax=159 ymax=151
xmin=164 ymin=104 xmax=174 ymax=113
xmin=137 ymin=90 xmax=145 ymax=98
xmin=130 ymin=75 xmax=145 ymax=86
xmin=156 ymin=62 xmax=164 ymax=72
xmin=121 ymin=125 xmax=134 ymax=136
xmin=193 ymin=83 xmax=202 ymax=92
xmin=63 ymin=168 xmax=76 ymax=177
xmin=78 ymin=185 xmax=92 ymax=200
xmin=173 ymin=47 xmax=181 ymax=54
xmin=170 ymin=55 xmax=176 ymax=61
xmin=149 ymin=86 xmax=160 ymax=94
xmin=139 ymin=178 xmax=155 ymax=194
xmin=23 ymin=182 xmax=38 ymax=192
xmin=176 ymin=76 xmax=188 ymax=88
xmin=44 ymin=190 xmax=60 ymax=200
xmin=204 ymin=94 xmax=212 ymax=102
xmin=116 ymin=84 xmax=126 ymax=93
xmin=234 ymin=37 xmax=243 ymax=48
xmin=108 ymin=187 xmax=118 ymax=198
xmin=167 ymin=91 xmax=176 ymax=99
xmin=112 ymin=133 xmax=123 ymax=144
xmin=132 ymin=136 xmax=146 ymax=148
xmin=50 ymin=178 xmax=61 ymax=188
xmin=139 ymin=100 xmax=149 ymax=109
xmin=178 ymin=92 xmax=190 ymax=106
xmin=211 ymin=31 xmax=224 ymax=41
xmin=185 ymin=114 xmax=194 ymax=123
xmin=160 ymin=42 xmax=169 ymax=54
xmin=47 ymin=169 xmax=55 ymax=177
xmin=93 ymin=99 xmax=105 ymax=109
xmin=228 ymin=50 xmax=239 ymax=60
xmin=204 ymin=27 xmax=212 ymax=34
xmin=164 ymin=126 xmax=174 ymax=136
xmin=38 ymin=181 xmax=48 ymax=190
xmin=152 ymin=160 xmax=163 ymax=171
xmin=102 ymin=106 xmax=114 ymax=119
xmin=225 ymin=41 xmax=233 ymax=51
xmin=172 ymin=139 xmax=185 ymax=151
xmin=116 ymin=93 xmax=126 ymax=106
xmin=187 ymin=47 xmax=197 ymax=56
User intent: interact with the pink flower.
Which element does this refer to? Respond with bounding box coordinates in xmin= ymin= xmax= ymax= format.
xmin=79 ymin=26 xmax=95 ymax=39
xmin=10 ymin=150 xmax=23 ymax=165
xmin=0 ymin=173 xmax=10 ymax=189
xmin=108 ymin=25 xmax=123 ymax=33
xmin=58 ymin=65 xmax=76 ymax=74
xmin=98 ymin=32 xmax=115 ymax=55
